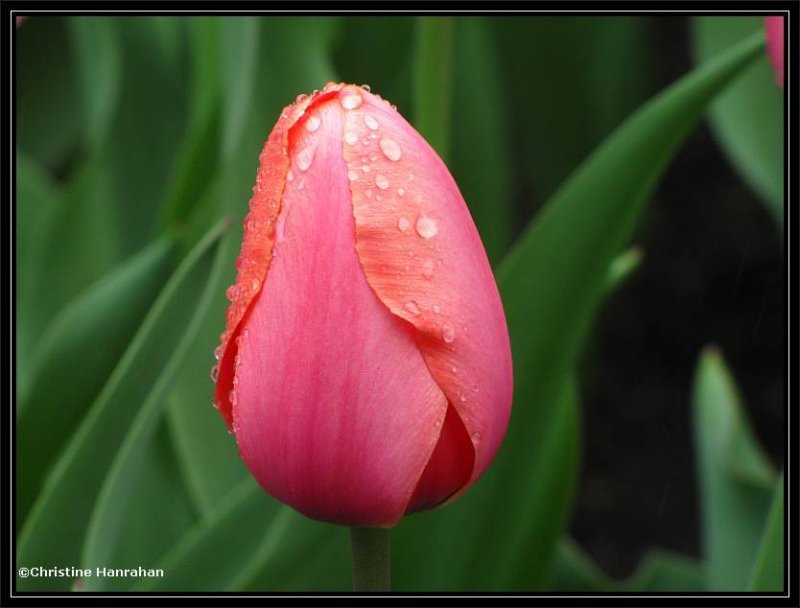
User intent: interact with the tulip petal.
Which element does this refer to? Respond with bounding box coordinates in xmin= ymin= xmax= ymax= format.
xmin=341 ymin=92 xmax=514 ymax=491
xmin=214 ymin=92 xmax=320 ymax=427
xmin=231 ymin=97 xmax=449 ymax=527
xmin=407 ymin=403 xmax=474 ymax=513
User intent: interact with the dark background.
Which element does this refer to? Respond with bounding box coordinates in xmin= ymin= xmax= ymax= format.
xmin=570 ymin=18 xmax=784 ymax=578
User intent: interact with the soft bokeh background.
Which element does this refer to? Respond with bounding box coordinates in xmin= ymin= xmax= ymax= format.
xmin=15 ymin=15 xmax=784 ymax=592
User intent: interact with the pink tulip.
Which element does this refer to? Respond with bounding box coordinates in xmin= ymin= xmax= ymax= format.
xmin=212 ymin=83 xmax=513 ymax=527
xmin=765 ymin=16 xmax=784 ymax=88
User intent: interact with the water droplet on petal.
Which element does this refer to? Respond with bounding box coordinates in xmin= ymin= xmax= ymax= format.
xmin=422 ymin=259 xmax=434 ymax=279
xmin=472 ymin=431 xmax=482 ymax=443
xmin=361 ymin=164 xmax=371 ymax=173
xmin=416 ymin=214 xmax=439 ymax=239
xmin=472 ymin=384 xmax=479 ymax=393
xmin=286 ymin=169 xmax=295 ymax=182
xmin=459 ymin=393 xmax=467 ymax=402
xmin=250 ymin=278 xmax=261 ymax=292
xmin=364 ymin=114 xmax=379 ymax=130
xmin=398 ymin=217 xmax=410 ymax=231
xmin=397 ymin=187 xmax=406 ymax=197
xmin=379 ymin=137 xmax=402 ymax=161
xmin=360 ymin=84 xmax=372 ymax=92
xmin=348 ymin=169 xmax=359 ymax=181
xmin=442 ymin=323 xmax=455 ymax=343
xmin=345 ymin=131 xmax=359 ymax=146
xmin=365 ymin=189 xmax=373 ymax=199
xmin=213 ymin=345 xmax=222 ymax=361
xmin=229 ymin=389 xmax=238 ymax=406
xmin=433 ymin=305 xmax=441 ymax=314
xmin=210 ymin=365 xmax=219 ymax=383
xmin=341 ymin=92 xmax=363 ymax=109
xmin=451 ymin=365 xmax=458 ymax=373
xmin=404 ymin=301 xmax=421 ymax=316
xmin=225 ymin=285 xmax=238 ymax=302
xmin=375 ymin=174 xmax=390 ymax=190
xmin=305 ymin=114 xmax=321 ymax=132
xmin=296 ymin=147 xmax=314 ymax=172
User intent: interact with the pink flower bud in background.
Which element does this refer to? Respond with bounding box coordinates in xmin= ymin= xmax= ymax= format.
xmin=765 ymin=16 xmax=784 ymax=88
xmin=212 ymin=83 xmax=513 ymax=527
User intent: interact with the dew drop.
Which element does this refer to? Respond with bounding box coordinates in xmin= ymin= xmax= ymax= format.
xmin=296 ymin=147 xmax=314 ymax=172
xmin=434 ymin=304 xmax=441 ymax=314
xmin=213 ymin=345 xmax=222 ymax=361
xmin=286 ymin=169 xmax=295 ymax=182
xmin=360 ymin=84 xmax=372 ymax=92
xmin=398 ymin=217 xmax=410 ymax=232
xmin=442 ymin=323 xmax=455 ymax=343
xmin=375 ymin=174 xmax=390 ymax=190
xmin=364 ymin=114 xmax=379 ymax=130
xmin=225 ymin=285 xmax=238 ymax=302
xmin=379 ymin=136 xmax=402 ymax=161
xmin=361 ymin=164 xmax=371 ymax=173
xmin=210 ymin=365 xmax=219 ymax=383
xmin=397 ymin=187 xmax=406 ymax=197
xmin=348 ymin=169 xmax=359 ymax=182
xmin=472 ymin=431 xmax=482 ymax=443
xmin=459 ymin=393 xmax=467 ymax=402
xmin=472 ymin=383 xmax=479 ymax=393
xmin=229 ymin=389 xmax=238 ymax=407
xmin=250 ymin=278 xmax=261 ymax=292
xmin=345 ymin=131 xmax=359 ymax=146
xmin=422 ymin=259 xmax=435 ymax=279
xmin=451 ymin=365 xmax=458 ymax=373
xmin=404 ymin=301 xmax=421 ymax=316
xmin=365 ymin=189 xmax=373 ymax=199
xmin=415 ymin=214 xmax=439 ymax=239
xmin=340 ymin=92 xmax=363 ymax=109
xmin=305 ymin=114 xmax=321 ymax=132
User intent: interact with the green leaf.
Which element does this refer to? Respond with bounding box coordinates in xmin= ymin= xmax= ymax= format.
xmin=450 ymin=18 xmax=513 ymax=264
xmin=604 ymin=246 xmax=644 ymax=294
xmin=549 ymin=537 xmax=706 ymax=591
xmin=80 ymin=225 xmax=230 ymax=589
xmin=133 ymin=479 xmax=339 ymax=592
xmin=68 ymin=17 xmax=122 ymax=146
xmin=16 ymin=17 xmax=81 ymax=171
xmin=107 ymin=17 xmax=189 ymax=252
xmin=692 ymin=346 xmax=776 ymax=590
xmin=164 ymin=272 xmax=248 ymax=514
xmin=492 ymin=17 xmax=655 ymax=207
xmin=156 ymin=19 xmax=222 ymax=229
xmin=17 ymin=220 xmax=230 ymax=591
xmin=15 ymin=154 xmax=62 ymax=377
xmin=220 ymin=18 xmax=260 ymax=163
xmin=391 ymin=30 xmax=765 ymax=591
xmin=692 ymin=17 xmax=784 ymax=224
xmin=749 ymin=472 xmax=785 ymax=591
xmin=413 ymin=17 xmax=453 ymax=161
xmin=36 ymin=155 xmax=124 ymax=334
xmin=16 ymin=236 xmax=176 ymax=523
xmin=99 ymin=421 xmax=198 ymax=590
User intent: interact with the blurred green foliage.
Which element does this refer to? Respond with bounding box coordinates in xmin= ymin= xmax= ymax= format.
xmin=15 ymin=16 xmax=783 ymax=593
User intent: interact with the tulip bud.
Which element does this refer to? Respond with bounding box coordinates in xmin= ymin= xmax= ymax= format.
xmin=765 ymin=16 xmax=784 ymax=88
xmin=212 ymin=83 xmax=513 ymax=527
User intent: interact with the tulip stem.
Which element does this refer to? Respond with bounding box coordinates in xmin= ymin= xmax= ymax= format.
xmin=349 ymin=527 xmax=391 ymax=592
